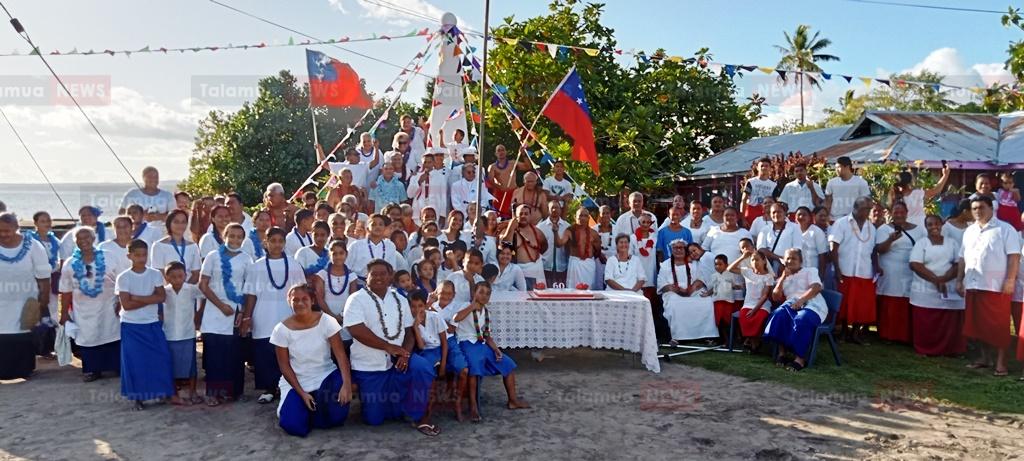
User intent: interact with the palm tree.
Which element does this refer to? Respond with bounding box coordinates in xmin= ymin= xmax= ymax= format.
xmin=775 ymin=25 xmax=840 ymax=125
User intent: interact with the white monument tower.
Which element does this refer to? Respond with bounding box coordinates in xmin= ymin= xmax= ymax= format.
xmin=428 ymin=12 xmax=469 ymax=151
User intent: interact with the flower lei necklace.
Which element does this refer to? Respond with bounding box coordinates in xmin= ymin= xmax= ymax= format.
xmin=210 ymin=228 xmax=224 ymax=245
xmin=635 ymin=228 xmax=655 ymax=257
xmin=71 ymin=248 xmax=106 ymax=298
xmin=471 ymin=305 xmax=491 ymax=341
xmin=27 ymin=230 xmax=59 ymax=270
xmin=266 ymin=255 xmax=290 ymax=290
xmin=132 ymin=222 xmax=148 ymax=240
xmin=327 ymin=263 xmax=351 ymax=296
xmin=248 ymin=228 xmax=265 ymax=259
xmin=0 ymin=235 xmax=33 ymax=264
xmin=367 ymin=239 xmax=385 ymax=259
xmin=169 ymin=236 xmax=187 ymax=265
xmin=306 ymin=247 xmax=329 ymax=276
xmin=219 ymin=245 xmax=245 ymax=305
xmin=365 ymin=287 xmax=403 ymax=340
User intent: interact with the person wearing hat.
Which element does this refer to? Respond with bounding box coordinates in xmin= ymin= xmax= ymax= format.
xmin=450 ymin=161 xmax=492 ymax=218
xmin=447 ymin=146 xmax=477 ymax=186
xmin=824 ymin=156 xmax=871 ymax=222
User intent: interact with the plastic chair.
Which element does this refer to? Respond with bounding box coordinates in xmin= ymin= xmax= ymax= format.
xmin=803 ymin=289 xmax=843 ymax=368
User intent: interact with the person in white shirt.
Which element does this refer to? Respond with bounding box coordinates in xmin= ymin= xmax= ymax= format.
xmin=407 ymin=152 xmax=450 ymax=225
xmin=542 ymin=160 xmax=575 ymax=209
xmin=161 ymin=262 xmax=203 ymax=405
xmin=829 ymin=196 xmax=876 ymax=344
xmin=240 ymin=228 xmax=307 ymax=404
xmin=631 ymin=213 xmax=659 ymax=293
xmin=452 ymin=282 xmax=530 ymax=422
xmin=60 ymin=206 xmax=111 ymax=258
xmin=150 ymin=209 xmax=201 ymax=284
xmin=343 ymin=259 xmax=438 ymax=432
xmin=327 ymin=148 xmax=372 ymax=190
xmin=493 ymin=243 xmax=527 ymax=291
xmin=593 ymin=206 xmax=616 ymax=289
xmin=825 ymin=156 xmax=871 ymax=221
xmin=680 ymin=200 xmax=712 ymax=246
xmin=115 ymin=240 xmax=173 ymax=410
xmin=614 ymin=192 xmax=658 ymax=237
xmin=726 ymin=249 xmax=774 ymax=352
xmin=702 ymin=207 xmax=753 ymax=266
xmin=794 ymin=206 xmax=829 ymax=281
xmin=450 ymin=162 xmax=493 ymax=217
xmin=0 ymin=212 xmax=51 ymax=380
xmin=271 ymin=284 xmax=352 ymax=437
xmin=285 ymin=210 xmax=315 ymax=258
xmin=313 ymin=240 xmax=358 ymax=341
xmin=539 ymin=201 xmax=570 ymax=287
xmin=741 ymin=157 xmax=777 ymax=225
xmin=875 ymin=201 xmax=927 ymax=344
xmin=118 ymin=166 xmax=175 ymax=233
xmin=605 ymin=234 xmax=644 ymax=291
xmin=956 ymin=195 xmax=1021 ymax=376
xmin=408 ymin=288 xmax=468 ymax=422
xmin=659 ymin=239 xmax=716 ymax=342
xmin=777 ymin=163 xmax=824 ymax=213
xmin=763 ymin=248 xmax=828 ymax=371
xmin=98 ymin=216 xmax=133 ymax=267
xmin=748 ymin=196 xmax=775 ymax=240
xmin=347 ymin=214 xmax=398 ymax=279
xmin=890 ymin=164 xmax=950 ymax=228
xmin=756 ymin=202 xmax=803 ymax=274
xmin=446 ymin=249 xmax=486 ymax=304
xmin=295 ymin=222 xmax=331 ymax=281
xmin=908 ymin=214 xmax=964 ymax=357
xmin=125 ymin=204 xmax=160 ymax=247
xmin=445 ymin=146 xmax=476 ymax=186
xmin=198 ymin=224 xmax=253 ymax=404
xmin=59 ymin=226 xmax=127 ymax=382
xmin=399 ymin=114 xmax=427 ymax=179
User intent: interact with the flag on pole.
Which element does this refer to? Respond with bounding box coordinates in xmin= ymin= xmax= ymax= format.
xmin=446 ymin=108 xmax=464 ymax=121
xmin=305 ymin=49 xmax=373 ymax=109
xmin=540 ymin=68 xmax=599 ymax=175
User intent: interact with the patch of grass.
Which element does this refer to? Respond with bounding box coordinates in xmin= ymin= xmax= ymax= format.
xmin=661 ymin=339 xmax=1024 ymax=414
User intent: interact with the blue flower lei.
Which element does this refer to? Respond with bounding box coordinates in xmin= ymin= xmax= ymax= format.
xmin=266 ymin=255 xmax=289 ymax=290
xmin=0 ymin=234 xmax=33 ymax=264
xmin=26 ymin=230 xmax=59 ymax=270
xmin=219 ymin=245 xmax=245 ymax=305
xmin=304 ymin=247 xmax=329 ymax=276
xmin=248 ymin=228 xmax=264 ymax=259
xmin=132 ymin=222 xmax=148 ymax=240
xmin=70 ymin=247 xmax=106 ymax=298
xmin=326 ymin=263 xmax=351 ymax=296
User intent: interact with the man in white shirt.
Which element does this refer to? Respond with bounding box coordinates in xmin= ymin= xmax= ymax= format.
xmin=446 ymin=146 xmax=476 ymax=186
xmin=399 ymin=114 xmax=426 ymax=179
xmin=542 ymin=160 xmax=575 ymax=209
xmin=680 ymin=200 xmax=712 ymax=246
xmin=829 ymin=196 xmax=876 ymax=344
xmin=354 ymin=132 xmax=383 ymax=184
xmin=539 ymin=201 xmax=570 ymax=287
xmin=757 ymin=202 xmax=803 ymax=273
xmin=741 ymin=157 xmax=777 ymax=225
xmin=347 ymin=214 xmax=398 ymax=279
xmin=343 ymin=259 xmax=437 ymax=430
xmin=407 ymin=152 xmax=450 ymax=225
xmin=614 ymin=192 xmax=658 ymax=237
xmin=778 ymin=163 xmax=824 ymax=213
xmin=118 ymin=166 xmax=175 ymax=234
xmin=825 ymin=156 xmax=871 ymax=221
xmin=450 ymin=162 xmax=492 ymax=218
xmin=956 ymin=195 xmax=1021 ymax=376
xmin=325 ymin=148 xmax=372 ymax=190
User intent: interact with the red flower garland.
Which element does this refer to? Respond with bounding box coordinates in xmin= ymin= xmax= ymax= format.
xmin=635 ymin=228 xmax=654 ymax=257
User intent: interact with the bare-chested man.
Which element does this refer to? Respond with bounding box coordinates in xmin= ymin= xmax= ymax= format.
xmin=566 ymin=207 xmax=603 ymax=289
xmin=499 ymin=204 xmax=548 ymax=289
xmin=487 ymin=144 xmax=530 ymax=219
xmin=511 ymin=172 xmax=549 ymax=225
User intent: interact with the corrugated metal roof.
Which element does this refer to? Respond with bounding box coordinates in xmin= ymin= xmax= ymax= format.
xmin=686 ymin=111 xmax=1024 ymax=179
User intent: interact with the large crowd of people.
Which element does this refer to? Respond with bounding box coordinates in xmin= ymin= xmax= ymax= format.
xmin=2 ymin=115 xmax=1024 ymax=437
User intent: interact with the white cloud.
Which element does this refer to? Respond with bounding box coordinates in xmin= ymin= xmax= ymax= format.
xmin=899 ymin=47 xmax=1013 ymax=90
xmin=329 ymin=0 xmax=471 ymax=30
xmin=971 ymin=63 xmax=1015 ymax=87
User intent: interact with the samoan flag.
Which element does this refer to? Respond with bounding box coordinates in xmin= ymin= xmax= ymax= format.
xmin=540 ymin=68 xmax=599 ymax=175
xmin=306 ymin=49 xmax=373 ymax=109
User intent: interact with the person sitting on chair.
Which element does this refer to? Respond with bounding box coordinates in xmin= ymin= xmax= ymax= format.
xmin=762 ymin=248 xmax=828 ymax=372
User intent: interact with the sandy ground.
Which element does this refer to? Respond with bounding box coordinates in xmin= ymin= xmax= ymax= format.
xmin=2 ymin=349 xmax=1023 ymax=461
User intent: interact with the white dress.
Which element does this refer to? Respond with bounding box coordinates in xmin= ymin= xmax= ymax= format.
xmin=199 ymin=250 xmax=253 ymax=335
xmin=800 ymin=226 xmax=829 ymax=271
xmin=150 ymin=239 xmax=202 ymax=277
xmin=876 ymin=224 xmax=927 ymax=298
xmin=0 ymin=238 xmax=51 ymax=334
xmin=657 ymin=259 xmax=718 ymax=340
xmin=630 ymin=233 xmax=658 ymax=288
xmin=909 ymin=238 xmax=963 ymax=310
xmin=269 ymin=314 xmax=342 ymax=415
xmin=242 ymin=256 xmax=306 ymax=340
xmin=58 ymin=249 xmax=127 ymax=346
xmin=316 ymin=268 xmax=355 ymax=340
xmin=603 ymin=255 xmax=644 ymax=290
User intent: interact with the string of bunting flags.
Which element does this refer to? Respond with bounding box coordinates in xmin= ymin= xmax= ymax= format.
xmin=0 ymin=28 xmax=433 ymax=58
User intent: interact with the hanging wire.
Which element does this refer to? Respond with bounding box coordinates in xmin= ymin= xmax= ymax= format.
xmin=0 ymin=105 xmax=76 ymax=220
xmin=1 ymin=1 xmax=142 ymax=190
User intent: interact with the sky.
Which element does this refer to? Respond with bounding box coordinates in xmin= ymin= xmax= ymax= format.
xmin=0 ymin=0 xmax=1019 ymax=184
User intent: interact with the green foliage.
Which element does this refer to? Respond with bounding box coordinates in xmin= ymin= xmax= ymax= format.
xmin=180 ymin=71 xmax=428 ymax=204
xmin=774 ymin=24 xmax=840 ymax=125
xmin=859 ymin=160 xmax=941 ymax=214
xmin=471 ymin=0 xmax=761 ymax=197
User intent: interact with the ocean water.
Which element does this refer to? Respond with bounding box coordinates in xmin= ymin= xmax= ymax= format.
xmin=0 ymin=182 xmax=179 ymax=221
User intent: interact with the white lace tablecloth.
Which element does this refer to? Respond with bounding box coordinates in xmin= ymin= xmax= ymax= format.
xmin=487 ymin=291 xmax=660 ymax=373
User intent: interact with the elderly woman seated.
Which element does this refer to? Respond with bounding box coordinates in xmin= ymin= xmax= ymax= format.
xmin=762 ymin=248 xmax=828 ymax=372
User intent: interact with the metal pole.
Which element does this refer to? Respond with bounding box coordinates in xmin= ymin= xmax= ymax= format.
xmin=474 ymin=0 xmax=490 ymax=241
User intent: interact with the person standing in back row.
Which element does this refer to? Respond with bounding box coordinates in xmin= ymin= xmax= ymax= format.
xmin=825 ymin=156 xmax=871 ymax=222
xmin=741 ymin=157 xmax=777 ymax=225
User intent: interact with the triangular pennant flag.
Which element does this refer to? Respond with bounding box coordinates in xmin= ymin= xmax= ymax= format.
xmin=842 ymin=75 xmax=853 ymax=83
xmin=932 ymin=83 xmax=941 ymax=92
xmin=582 ymin=197 xmax=598 ymax=209
xmin=583 ymin=48 xmax=600 ymax=57
xmin=493 ymin=84 xmax=508 ymax=94
xmin=860 ymin=77 xmax=872 ymax=87
xmin=821 ymin=72 xmax=831 ymax=80
xmin=739 ymin=65 xmax=757 ymax=72
xmin=69 ymin=47 xmax=78 ymax=54
xmin=535 ymin=43 xmax=547 ymax=52
xmin=876 ymin=78 xmax=890 ymax=87
xmin=490 ymin=94 xmax=501 ymax=107
xmin=288 ymin=37 xmax=295 ymax=46
xmin=384 ymin=86 xmax=394 ymax=93
xmin=758 ymin=66 xmax=775 ymax=74
xmin=547 ymin=45 xmax=559 ymax=59
xmin=724 ymin=64 xmax=736 ymax=77
xmin=556 ymin=47 xmax=569 ymax=61
xmin=776 ymin=69 xmax=787 ymax=80
xmin=453 ymin=46 xmax=463 ymax=56
xmin=138 ymin=46 xmax=150 ymax=53
xmin=432 ymin=100 xmax=443 ymax=107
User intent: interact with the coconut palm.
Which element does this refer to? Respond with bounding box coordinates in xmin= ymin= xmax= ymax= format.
xmin=775 ymin=25 xmax=840 ymax=125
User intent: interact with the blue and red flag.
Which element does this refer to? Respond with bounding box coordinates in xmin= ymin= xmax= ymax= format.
xmin=540 ymin=68 xmax=599 ymax=175
xmin=306 ymin=49 xmax=373 ymax=109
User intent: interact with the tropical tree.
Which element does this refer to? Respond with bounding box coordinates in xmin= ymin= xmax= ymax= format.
xmin=774 ymin=25 xmax=840 ymax=126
